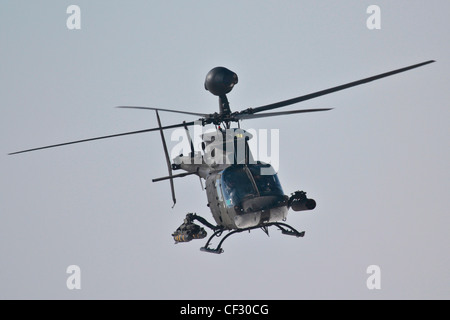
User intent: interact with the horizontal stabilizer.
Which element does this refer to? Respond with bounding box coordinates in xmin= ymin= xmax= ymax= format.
xmin=152 ymin=171 xmax=197 ymax=183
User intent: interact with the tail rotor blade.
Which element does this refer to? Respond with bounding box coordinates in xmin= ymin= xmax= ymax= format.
xmin=155 ymin=110 xmax=176 ymax=208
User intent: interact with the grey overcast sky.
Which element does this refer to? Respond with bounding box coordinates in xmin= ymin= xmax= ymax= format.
xmin=1 ymin=1 xmax=449 ymax=299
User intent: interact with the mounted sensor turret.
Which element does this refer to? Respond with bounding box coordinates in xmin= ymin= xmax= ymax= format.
xmin=204 ymin=67 xmax=238 ymax=120
xmin=204 ymin=67 xmax=238 ymax=96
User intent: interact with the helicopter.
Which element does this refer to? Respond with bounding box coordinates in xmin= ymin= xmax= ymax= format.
xmin=9 ymin=60 xmax=434 ymax=253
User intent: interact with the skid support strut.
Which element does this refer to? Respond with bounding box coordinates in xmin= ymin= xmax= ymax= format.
xmin=174 ymin=213 xmax=305 ymax=254
xmin=199 ymin=221 xmax=305 ymax=254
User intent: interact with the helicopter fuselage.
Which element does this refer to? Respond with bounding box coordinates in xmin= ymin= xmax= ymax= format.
xmin=172 ymin=128 xmax=311 ymax=230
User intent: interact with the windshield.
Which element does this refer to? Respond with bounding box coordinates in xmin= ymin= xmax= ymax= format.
xmin=221 ymin=166 xmax=257 ymax=207
xmin=248 ymin=164 xmax=284 ymax=197
xmin=220 ymin=164 xmax=284 ymax=207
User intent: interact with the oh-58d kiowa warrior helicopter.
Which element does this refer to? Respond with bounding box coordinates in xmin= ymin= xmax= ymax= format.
xmin=10 ymin=60 xmax=434 ymax=253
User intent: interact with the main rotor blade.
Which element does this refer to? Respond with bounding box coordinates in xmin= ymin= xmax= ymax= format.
xmin=235 ymin=108 xmax=333 ymax=120
xmin=246 ymin=60 xmax=435 ymax=114
xmin=117 ymin=106 xmax=208 ymax=117
xmin=8 ymin=121 xmax=196 ymax=155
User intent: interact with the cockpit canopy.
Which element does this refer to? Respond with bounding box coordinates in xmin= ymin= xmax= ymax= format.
xmin=220 ymin=164 xmax=284 ymax=208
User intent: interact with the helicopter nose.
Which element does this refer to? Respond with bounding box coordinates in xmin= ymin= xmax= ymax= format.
xmin=234 ymin=205 xmax=288 ymax=229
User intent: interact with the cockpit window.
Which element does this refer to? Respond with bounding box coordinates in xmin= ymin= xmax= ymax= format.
xmin=249 ymin=165 xmax=284 ymax=197
xmin=220 ymin=164 xmax=284 ymax=207
xmin=221 ymin=166 xmax=256 ymax=207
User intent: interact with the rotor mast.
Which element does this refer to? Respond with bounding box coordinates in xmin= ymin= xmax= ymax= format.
xmin=219 ymin=95 xmax=232 ymax=128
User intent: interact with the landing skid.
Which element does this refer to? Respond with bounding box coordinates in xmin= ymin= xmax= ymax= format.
xmin=196 ymin=222 xmax=304 ymax=256
xmin=200 ymin=222 xmax=305 ymax=254
xmin=175 ymin=213 xmax=305 ymax=254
